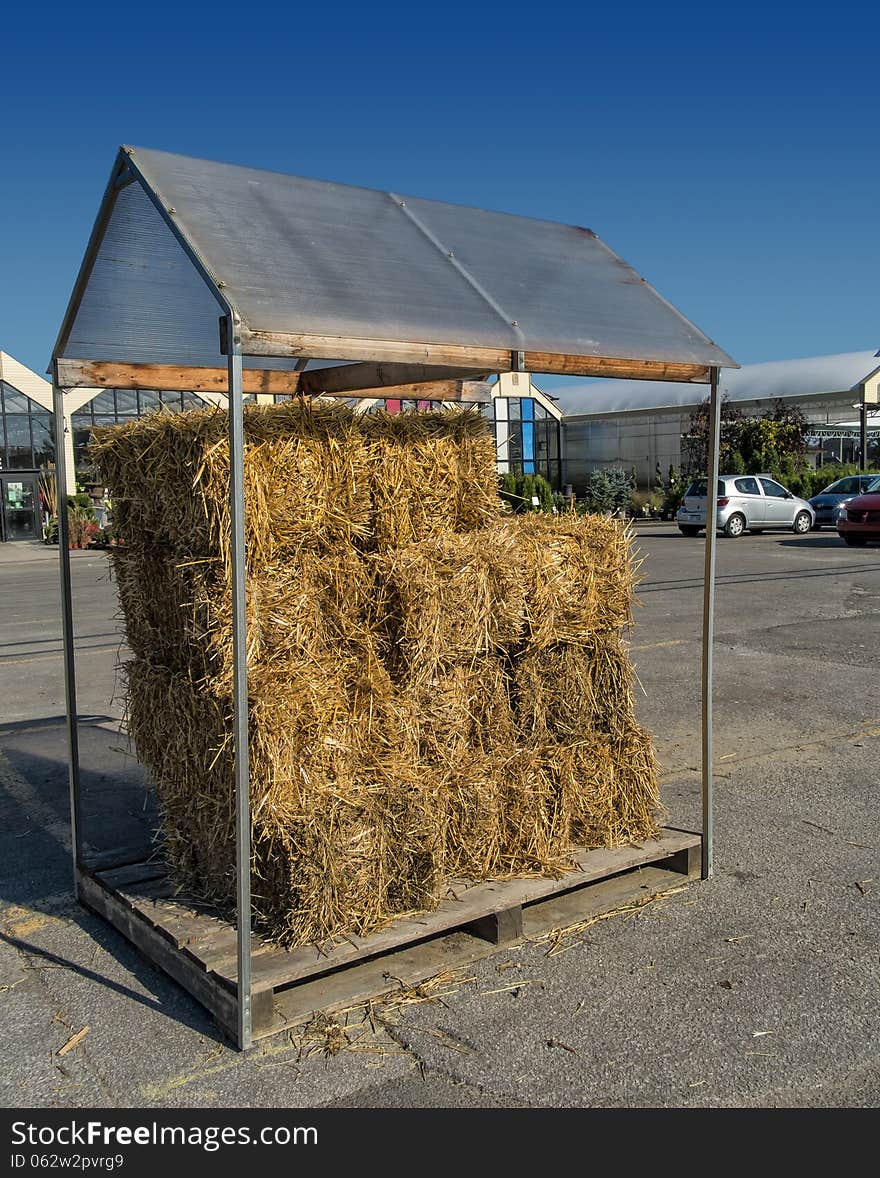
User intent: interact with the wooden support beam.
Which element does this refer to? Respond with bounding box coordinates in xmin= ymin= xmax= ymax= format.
xmin=240 ymin=330 xmax=713 ymax=383
xmin=298 ymin=361 xmax=487 ymax=397
xmin=53 ymin=359 xmax=491 ymax=403
xmin=317 ymin=380 xmax=491 ymax=403
xmin=55 ymin=359 xmax=302 ymax=395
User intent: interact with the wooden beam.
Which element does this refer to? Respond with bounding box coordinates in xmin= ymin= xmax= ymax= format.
xmin=53 ymin=359 xmax=491 ymax=403
xmin=55 ymin=359 xmax=302 ymax=395
xmin=299 ymin=360 xmax=488 ymax=397
xmin=240 ymin=329 xmax=507 ymax=370
xmin=239 ymin=330 xmax=714 ymax=383
xmin=330 ymin=380 xmax=491 ymax=404
xmin=528 ymin=356 xmax=712 ymax=383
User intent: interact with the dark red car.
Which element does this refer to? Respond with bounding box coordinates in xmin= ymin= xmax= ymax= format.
xmin=837 ymin=478 xmax=880 ymax=546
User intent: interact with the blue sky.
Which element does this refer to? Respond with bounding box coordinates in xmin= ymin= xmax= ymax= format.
xmin=2 ymin=2 xmax=878 ymax=388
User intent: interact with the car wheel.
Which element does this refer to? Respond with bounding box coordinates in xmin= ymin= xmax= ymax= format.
xmin=843 ymin=535 xmax=868 ymax=546
xmin=723 ymin=513 xmax=745 ymax=537
xmin=792 ymin=511 xmax=812 ymax=534
xmin=678 ymin=526 xmax=700 ymax=536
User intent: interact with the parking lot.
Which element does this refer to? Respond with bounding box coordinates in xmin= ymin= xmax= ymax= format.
xmin=1 ymin=525 xmax=878 ymax=1108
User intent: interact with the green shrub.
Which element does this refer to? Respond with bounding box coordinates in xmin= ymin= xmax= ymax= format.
xmin=586 ymin=466 xmax=634 ymax=515
xmin=497 ymin=472 xmax=555 ymax=513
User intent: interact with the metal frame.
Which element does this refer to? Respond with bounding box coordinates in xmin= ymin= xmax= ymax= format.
xmin=700 ymin=368 xmax=721 ymax=879
xmin=51 ymin=151 xmax=732 ymax=1049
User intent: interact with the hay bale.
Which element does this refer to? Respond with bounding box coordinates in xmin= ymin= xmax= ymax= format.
xmin=375 ymin=513 xmax=636 ymax=681
xmin=561 ymin=728 xmax=664 ymax=849
xmin=90 ymin=401 xmax=499 ymax=563
xmin=514 ymin=636 xmax=638 ymax=742
xmin=126 ymin=656 xmax=439 ymax=945
xmin=91 ymin=400 xmax=373 ymax=562
xmin=95 ymin=401 xmax=663 ymax=947
xmin=359 ymin=409 xmax=502 ymax=549
xmin=408 ymin=659 xmax=517 ymax=760
xmin=513 ymin=514 xmax=637 ymax=647
xmin=374 ymin=528 xmax=525 ymax=679
xmin=109 ymin=546 xmax=377 ymax=682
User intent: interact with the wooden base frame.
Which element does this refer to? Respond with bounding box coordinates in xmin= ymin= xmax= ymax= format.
xmin=78 ymin=829 xmax=701 ymax=1046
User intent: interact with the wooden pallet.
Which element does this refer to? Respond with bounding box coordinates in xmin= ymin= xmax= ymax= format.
xmin=78 ymin=828 xmax=701 ymax=1045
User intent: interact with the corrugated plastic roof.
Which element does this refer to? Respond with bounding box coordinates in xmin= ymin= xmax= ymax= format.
xmin=55 ymin=146 xmax=736 ymax=371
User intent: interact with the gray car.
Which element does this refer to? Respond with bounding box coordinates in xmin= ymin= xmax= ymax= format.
xmin=808 ymin=474 xmax=879 ymax=528
xmin=676 ymin=474 xmax=815 ymax=537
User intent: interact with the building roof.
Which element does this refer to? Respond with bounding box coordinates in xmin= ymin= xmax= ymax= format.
xmin=556 ymin=349 xmax=880 ymax=418
xmin=54 ymin=146 xmax=736 ymax=378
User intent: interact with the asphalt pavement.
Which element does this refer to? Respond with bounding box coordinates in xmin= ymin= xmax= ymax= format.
xmin=1 ymin=526 xmax=878 ymax=1108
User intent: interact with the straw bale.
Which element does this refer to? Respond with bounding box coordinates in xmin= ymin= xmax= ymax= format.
xmin=96 ymin=402 xmax=663 ymax=947
xmin=513 ymin=514 xmax=637 ymax=646
xmin=374 ymin=528 xmax=526 ymax=678
xmin=90 ymin=401 xmax=498 ymax=563
xmin=407 ymin=659 xmax=516 ymax=760
xmin=109 ymin=545 xmax=375 ymax=681
xmin=375 ymin=514 xmax=637 ymax=684
xmin=561 ymin=728 xmax=664 ymax=849
xmin=514 ymin=636 xmax=638 ymax=742
xmin=126 ymin=656 xmax=439 ymax=944
xmin=358 ymin=409 xmax=502 ymax=550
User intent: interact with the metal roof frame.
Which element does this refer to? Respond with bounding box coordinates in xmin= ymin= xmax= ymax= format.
xmin=51 ymin=145 xmax=735 ymax=1049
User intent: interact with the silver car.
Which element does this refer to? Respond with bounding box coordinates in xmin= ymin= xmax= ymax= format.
xmin=676 ymin=475 xmax=815 ymax=537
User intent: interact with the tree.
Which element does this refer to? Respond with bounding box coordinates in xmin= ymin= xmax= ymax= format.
xmin=587 ymin=466 xmax=633 ymax=514
xmin=681 ymin=395 xmax=744 ymax=475
xmin=738 ymin=399 xmax=809 ymax=475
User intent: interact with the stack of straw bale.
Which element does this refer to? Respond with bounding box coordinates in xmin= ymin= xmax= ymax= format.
xmin=91 ymin=400 xmax=661 ymax=946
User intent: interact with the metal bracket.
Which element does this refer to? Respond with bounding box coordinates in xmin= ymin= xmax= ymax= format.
xmin=512 ymin=350 xmax=526 ymax=372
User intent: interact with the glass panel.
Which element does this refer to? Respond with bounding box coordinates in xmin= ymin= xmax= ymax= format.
xmin=115 ymin=390 xmax=140 ymax=415
xmin=94 ymin=415 xmax=118 ymax=426
xmin=71 ymin=412 xmax=93 ymax=427
xmin=181 ymin=393 xmax=203 ymax=410
xmin=547 ymin=427 xmax=559 ymax=460
xmin=2 ymin=477 xmax=38 ymax=539
xmin=138 ymin=390 xmax=162 ymax=413
xmin=507 ymin=424 xmax=523 ymax=463
xmin=522 ymin=420 xmax=534 ymax=461
xmin=73 ymin=426 xmax=93 ymax=468
xmin=493 ymin=397 xmax=508 ymax=422
xmin=496 ymin=460 xmax=509 ymax=473
xmin=759 ymin=478 xmax=787 ymax=499
xmin=521 ymin=398 xmax=534 ymax=422
xmin=535 ymin=403 xmax=547 ymax=420
xmin=508 ymin=398 xmax=521 ymax=421
xmin=1 ymin=385 xmax=31 ymax=412
xmin=495 ymin=422 xmax=510 ymax=461
xmin=31 ymin=415 xmax=55 ymax=466
xmin=4 ymin=415 xmax=33 ymax=467
xmin=522 ymin=460 xmax=535 ymax=474
xmin=92 ymin=390 xmax=117 ymax=413
xmin=161 ymin=390 xmax=184 ymax=407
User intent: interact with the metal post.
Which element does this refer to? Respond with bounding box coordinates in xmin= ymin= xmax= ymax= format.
xmin=860 ymin=401 xmax=868 ymax=472
xmin=52 ymin=379 xmax=84 ymax=891
xmin=226 ymin=317 xmax=253 ymax=1050
xmin=700 ymin=367 xmax=721 ymax=880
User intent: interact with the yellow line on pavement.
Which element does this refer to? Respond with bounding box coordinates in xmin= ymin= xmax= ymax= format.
xmin=629 ymin=639 xmax=688 ymax=652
